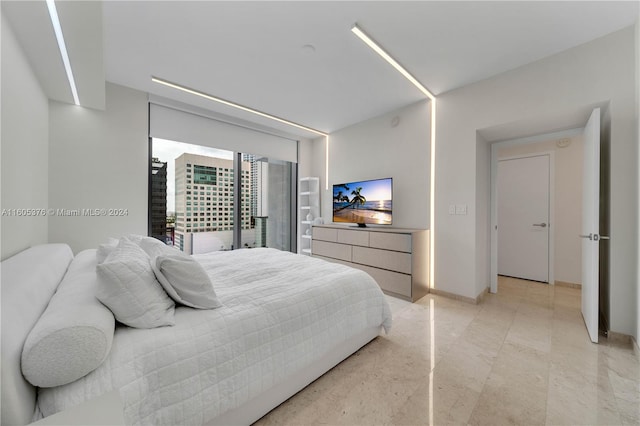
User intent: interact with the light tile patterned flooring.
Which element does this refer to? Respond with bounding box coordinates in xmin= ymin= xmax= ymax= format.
xmin=255 ymin=276 xmax=640 ymax=425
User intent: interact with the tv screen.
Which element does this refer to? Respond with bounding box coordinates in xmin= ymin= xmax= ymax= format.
xmin=332 ymin=178 xmax=392 ymax=226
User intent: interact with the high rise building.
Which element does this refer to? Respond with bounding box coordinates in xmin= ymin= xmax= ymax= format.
xmin=174 ymin=153 xmax=251 ymax=253
xmin=150 ymin=158 xmax=167 ymax=241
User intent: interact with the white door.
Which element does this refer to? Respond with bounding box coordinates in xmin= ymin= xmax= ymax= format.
xmin=581 ymin=108 xmax=601 ymax=343
xmin=498 ymin=155 xmax=550 ymax=282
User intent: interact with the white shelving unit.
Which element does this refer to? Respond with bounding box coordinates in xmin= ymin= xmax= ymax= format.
xmin=299 ymin=177 xmax=320 ymax=255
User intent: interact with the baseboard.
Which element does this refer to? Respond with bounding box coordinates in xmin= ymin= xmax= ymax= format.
xmin=429 ymin=287 xmax=487 ymax=305
xmin=475 ymin=287 xmax=490 ymax=304
xmin=632 ymin=336 xmax=640 ymax=356
xmin=605 ymin=330 xmax=632 ymax=345
xmin=554 ymin=280 xmax=581 ymax=289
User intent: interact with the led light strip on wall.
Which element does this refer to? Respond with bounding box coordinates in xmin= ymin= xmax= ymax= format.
xmin=351 ymin=25 xmax=438 ymax=426
xmin=46 ymin=0 xmax=80 ymax=106
xmin=351 ymin=23 xmax=437 ymax=291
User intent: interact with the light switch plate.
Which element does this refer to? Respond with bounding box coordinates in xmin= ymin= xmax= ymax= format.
xmin=455 ymin=204 xmax=467 ymax=215
xmin=448 ymin=204 xmax=456 ymax=215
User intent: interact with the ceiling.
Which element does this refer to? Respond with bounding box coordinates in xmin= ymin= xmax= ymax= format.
xmin=3 ymin=1 xmax=638 ymax=137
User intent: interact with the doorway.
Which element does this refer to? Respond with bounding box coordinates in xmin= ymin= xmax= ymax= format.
xmin=485 ymin=106 xmax=608 ymax=344
xmin=490 ymin=128 xmax=585 ymax=293
xmin=497 ymin=153 xmax=552 ymax=283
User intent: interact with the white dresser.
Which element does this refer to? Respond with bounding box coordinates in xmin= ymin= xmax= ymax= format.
xmin=311 ymin=225 xmax=429 ymax=302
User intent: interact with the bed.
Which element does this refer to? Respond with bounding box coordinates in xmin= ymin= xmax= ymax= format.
xmin=1 ymin=240 xmax=391 ymax=426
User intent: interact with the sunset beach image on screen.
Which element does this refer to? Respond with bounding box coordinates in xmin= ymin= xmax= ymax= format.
xmin=332 ymin=178 xmax=392 ymax=225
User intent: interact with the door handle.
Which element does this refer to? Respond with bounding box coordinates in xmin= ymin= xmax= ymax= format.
xmin=532 ymin=223 xmax=547 ymax=228
xmin=579 ymin=233 xmax=610 ymax=241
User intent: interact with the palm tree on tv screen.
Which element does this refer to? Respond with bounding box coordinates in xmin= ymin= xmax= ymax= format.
xmin=350 ymin=187 xmax=366 ymax=209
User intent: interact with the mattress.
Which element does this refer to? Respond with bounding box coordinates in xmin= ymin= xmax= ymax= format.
xmin=37 ymin=248 xmax=391 ymax=425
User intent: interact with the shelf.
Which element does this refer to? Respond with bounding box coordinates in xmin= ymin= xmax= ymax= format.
xmin=300 ymin=176 xmax=319 ymax=256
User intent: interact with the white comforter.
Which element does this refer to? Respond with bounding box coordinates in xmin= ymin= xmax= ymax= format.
xmin=38 ymin=248 xmax=391 ymax=425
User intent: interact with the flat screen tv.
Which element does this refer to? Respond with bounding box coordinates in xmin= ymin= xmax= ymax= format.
xmin=332 ymin=178 xmax=392 ymax=227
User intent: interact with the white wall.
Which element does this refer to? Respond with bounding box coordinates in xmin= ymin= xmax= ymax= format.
xmin=48 ymin=83 xmax=148 ymax=253
xmin=436 ymin=27 xmax=638 ymax=337
xmin=498 ymin=135 xmax=584 ymax=285
xmin=297 ymin=139 xmax=313 ymax=179
xmin=316 ymin=100 xmax=431 ymax=229
xmin=0 ymin=15 xmax=49 ymax=260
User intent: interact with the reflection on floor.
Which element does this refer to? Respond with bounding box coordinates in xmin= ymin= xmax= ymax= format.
xmin=255 ymin=276 xmax=640 ymax=425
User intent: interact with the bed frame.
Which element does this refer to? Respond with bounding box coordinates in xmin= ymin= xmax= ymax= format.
xmin=1 ymin=244 xmax=380 ymax=425
xmin=208 ymin=326 xmax=379 ymax=425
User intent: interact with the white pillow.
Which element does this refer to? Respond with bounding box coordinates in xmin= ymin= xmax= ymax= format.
xmin=96 ymin=237 xmax=119 ymax=264
xmin=125 ymin=234 xmax=146 ymax=244
xmin=21 ymin=249 xmax=115 ymax=387
xmin=96 ymin=238 xmax=175 ymax=328
xmin=138 ymin=236 xmax=221 ymax=309
xmin=152 ymin=255 xmax=222 ymax=309
xmin=138 ymin=236 xmax=177 ymax=258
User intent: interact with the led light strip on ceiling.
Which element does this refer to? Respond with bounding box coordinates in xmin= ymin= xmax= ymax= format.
xmin=351 ymin=23 xmax=437 ymax=291
xmin=46 ymin=0 xmax=80 ymax=106
xmin=151 ymin=77 xmax=328 ymax=137
xmin=351 ymin=24 xmax=435 ymax=101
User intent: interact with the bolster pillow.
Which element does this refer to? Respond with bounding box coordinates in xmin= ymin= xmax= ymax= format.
xmin=21 ymin=249 xmax=115 ymax=388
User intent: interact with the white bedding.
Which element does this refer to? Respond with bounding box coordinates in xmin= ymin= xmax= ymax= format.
xmin=37 ymin=248 xmax=391 ymax=425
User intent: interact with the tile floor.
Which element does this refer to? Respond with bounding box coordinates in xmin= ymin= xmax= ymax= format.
xmin=255 ymin=276 xmax=640 ymax=425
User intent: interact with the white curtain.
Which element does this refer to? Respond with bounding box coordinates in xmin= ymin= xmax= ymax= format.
xmin=149 ymin=102 xmax=298 ymax=163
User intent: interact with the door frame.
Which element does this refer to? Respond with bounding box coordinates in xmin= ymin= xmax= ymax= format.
xmin=489 ymin=128 xmax=582 ymax=293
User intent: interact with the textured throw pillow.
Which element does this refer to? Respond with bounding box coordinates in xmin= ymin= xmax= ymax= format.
xmin=96 ymin=238 xmax=175 ymax=328
xmin=95 ymin=237 xmax=119 ymax=264
xmin=21 ymin=249 xmax=115 ymax=387
xmin=138 ymin=236 xmax=177 ymax=259
xmin=152 ymin=255 xmax=222 ymax=309
xmin=137 ymin=236 xmax=221 ymax=309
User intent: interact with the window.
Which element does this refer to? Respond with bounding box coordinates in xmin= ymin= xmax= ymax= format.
xmin=149 ymin=109 xmax=296 ymax=254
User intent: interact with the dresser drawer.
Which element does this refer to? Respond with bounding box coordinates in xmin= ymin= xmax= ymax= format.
xmin=312 ymin=256 xmax=412 ymax=299
xmin=350 ymin=264 xmax=412 ymax=298
xmin=352 ymin=246 xmax=411 ymax=274
xmin=369 ymin=232 xmax=412 ymax=253
xmin=337 ymin=229 xmax=369 ymax=246
xmin=312 ymin=226 xmax=338 ymax=242
xmin=312 ymin=240 xmax=351 ymax=261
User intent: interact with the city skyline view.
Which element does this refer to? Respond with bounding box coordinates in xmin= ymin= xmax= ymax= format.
xmin=152 ymin=138 xmax=234 ymax=212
